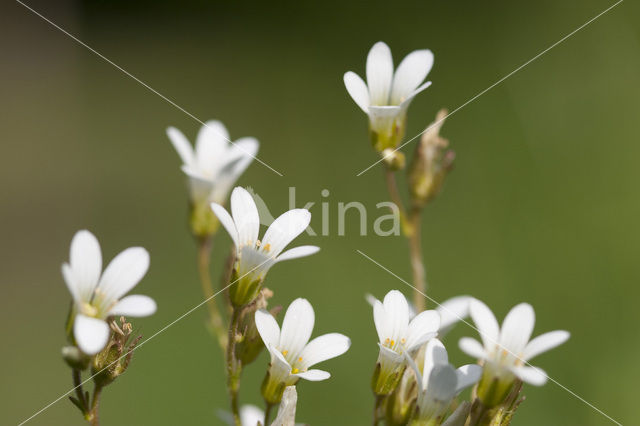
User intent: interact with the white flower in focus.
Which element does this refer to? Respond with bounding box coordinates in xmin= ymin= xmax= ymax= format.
xmin=405 ymin=339 xmax=482 ymax=423
xmin=62 ymin=230 xmax=156 ymax=355
xmin=459 ymin=299 xmax=569 ymax=400
xmin=167 ymin=120 xmax=258 ymax=205
xmin=255 ymin=298 xmax=351 ymax=403
xmin=372 ymin=290 xmax=440 ymax=395
xmin=344 ymin=41 xmax=433 ymax=151
xmin=211 ymin=187 xmax=319 ymax=306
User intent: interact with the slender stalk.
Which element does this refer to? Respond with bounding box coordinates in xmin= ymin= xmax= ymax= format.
xmin=407 ymin=207 xmax=427 ymax=311
xmin=226 ymin=307 xmax=243 ymax=426
xmin=264 ymin=402 xmax=274 ymax=426
xmin=383 ymin=168 xmax=428 ymax=311
xmin=88 ymin=385 xmax=103 ymax=426
xmin=197 ymin=237 xmax=228 ymax=350
xmin=72 ymin=368 xmax=88 ymax=414
xmin=372 ymin=394 xmax=385 ymax=426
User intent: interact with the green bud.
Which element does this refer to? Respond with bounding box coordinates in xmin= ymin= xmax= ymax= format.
xmin=235 ymin=288 xmax=279 ymax=365
xmin=408 ymin=109 xmax=454 ymax=207
xmin=189 ymin=199 xmax=220 ymax=239
xmin=62 ymin=346 xmax=90 ymax=370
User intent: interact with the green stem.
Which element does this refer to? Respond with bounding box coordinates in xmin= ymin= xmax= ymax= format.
xmin=408 ymin=207 xmax=427 ymax=311
xmin=264 ymin=402 xmax=274 ymax=426
xmin=372 ymin=394 xmax=385 ymax=425
xmin=72 ymin=369 xmax=88 ymax=414
xmin=88 ymin=385 xmax=103 ymax=426
xmin=227 ymin=308 xmax=243 ymax=426
xmin=468 ymin=398 xmax=489 ymax=426
xmin=197 ymin=237 xmax=228 ymax=351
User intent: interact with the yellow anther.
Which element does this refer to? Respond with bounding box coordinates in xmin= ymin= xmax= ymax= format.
xmin=298 ymin=357 xmax=303 ymax=362
xmin=400 ymin=338 xmax=406 ymax=344
xmin=263 ymin=243 xmax=272 ymax=252
xmin=390 ymin=340 xmax=395 ymax=347
xmin=292 ymin=368 xmax=299 ymax=374
xmin=282 ymin=350 xmax=288 ymax=356
xmin=384 ymin=338 xmax=390 ymax=344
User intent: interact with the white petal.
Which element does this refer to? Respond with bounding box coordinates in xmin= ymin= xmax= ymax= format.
xmin=279 ymin=298 xmax=315 ymax=359
xmin=255 ymin=309 xmax=281 ymax=348
xmin=458 ymin=337 xmax=486 ymax=360
xmin=344 ymin=71 xmax=370 ymax=113
xmin=69 ymin=230 xmax=102 ymax=302
xmin=216 ymin=137 xmax=259 ymax=196
xmin=166 ymin=126 xmax=195 ymax=167
xmin=74 ymin=314 xmax=110 ymax=355
xmin=406 ymin=310 xmax=440 ymax=351
xmin=268 ymin=343 xmax=293 ymax=378
xmin=423 ymin=338 xmax=448 ymax=379
xmin=276 ymin=245 xmax=320 ymax=262
xmin=398 ymin=81 xmax=432 ymax=112
xmin=98 ymin=247 xmax=150 ymax=303
xmin=210 ymin=202 xmax=239 ymax=247
xmin=299 ymin=333 xmax=350 ymax=368
xmin=512 ymin=365 xmax=548 ymax=386
xmin=239 ymin=405 xmax=264 ymax=426
xmin=230 ymin=187 xmax=260 ymax=248
xmin=261 ymin=209 xmax=311 ymax=257
xmin=383 ymin=290 xmax=410 ymax=342
xmin=403 ymin=351 xmax=424 ymax=390
xmin=62 ymin=264 xmax=79 ymax=301
xmin=500 ymin=303 xmax=535 ymax=353
xmin=366 ymin=41 xmax=394 ymax=105
xmin=182 ymin=166 xmax=215 ymax=203
xmin=365 ymin=293 xmax=380 ymax=308
xmin=437 ymin=295 xmax=472 ymax=335
xmin=469 ymin=299 xmax=499 ymax=351
xmin=390 ymin=49 xmax=433 ymax=104
xmin=109 ymin=295 xmax=156 ymax=317
xmin=455 ymin=364 xmax=482 ymax=393
xmin=294 ymin=369 xmax=330 ymax=381
xmin=523 ymin=330 xmax=570 ymax=361
xmin=195 ymin=120 xmax=229 ymax=172
xmin=428 ymin=364 xmax=458 ymax=401
xmin=373 ymin=300 xmax=388 ymax=343
xmin=442 ymin=401 xmax=471 ymax=426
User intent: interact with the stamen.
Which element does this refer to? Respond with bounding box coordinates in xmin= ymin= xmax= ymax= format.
xmin=292 ymin=368 xmax=299 ymax=374
xmin=298 ymin=357 xmax=303 ymax=362
xmin=263 ymin=243 xmax=272 ymax=252
xmin=282 ymin=350 xmax=288 ymax=356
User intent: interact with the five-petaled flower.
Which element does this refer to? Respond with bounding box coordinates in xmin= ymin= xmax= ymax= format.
xmin=167 ymin=120 xmax=259 ymax=237
xmin=255 ymin=298 xmax=351 ymax=403
xmin=344 ymin=41 xmax=434 ymax=152
xmin=211 ymin=187 xmax=319 ymax=306
xmin=62 ymin=230 xmax=156 ymax=355
xmin=459 ymin=299 xmax=570 ymax=406
xmin=372 ymin=290 xmax=440 ymax=395
xmin=405 ymin=339 xmax=482 ymax=424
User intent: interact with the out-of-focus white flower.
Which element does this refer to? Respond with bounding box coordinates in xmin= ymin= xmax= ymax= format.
xmin=167 ymin=120 xmax=258 ymax=205
xmin=62 ymin=230 xmax=156 ymax=355
xmin=255 ymin=298 xmax=351 ymax=403
xmin=344 ymin=41 xmax=433 ymax=152
xmin=211 ymin=187 xmax=319 ymax=306
xmin=459 ymin=299 xmax=570 ymax=406
xmin=405 ymin=339 xmax=481 ymax=423
xmin=371 ymin=290 xmax=440 ymax=395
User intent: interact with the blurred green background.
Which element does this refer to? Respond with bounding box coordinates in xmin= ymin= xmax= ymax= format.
xmin=2 ymin=0 xmax=639 ymax=424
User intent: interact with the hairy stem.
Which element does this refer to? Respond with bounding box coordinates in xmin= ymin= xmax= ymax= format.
xmin=408 ymin=207 xmax=427 ymax=311
xmin=197 ymin=237 xmax=228 ymax=351
xmin=226 ymin=307 xmax=243 ymax=426
xmin=72 ymin=369 xmax=88 ymax=414
xmin=88 ymin=385 xmax=103 ymax=426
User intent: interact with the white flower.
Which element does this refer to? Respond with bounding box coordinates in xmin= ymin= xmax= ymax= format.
xmin=405 ymin=339 xmax=482 ymax=423
xmin=62 ymin=230 xmax=156 ymax=355
xmin=372 ymin=290 xmax=440 ymax=394
xmin=344 ymin=41 xmax=433 ymax=151
xmin=255 ymin=298 xmax=351 ymax=402
xmin=167 ymin=120 xmax=258 ymax=205
xmin=459 ymin=299 xmax=570 ymax=387
xmin=211 ymin=187 xmax=319 ymax=306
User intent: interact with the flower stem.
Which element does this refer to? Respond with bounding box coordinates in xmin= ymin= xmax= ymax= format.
xmin=88 ymin=385 xmax=103 ymax=426
xmin=468 ymin=398 xmax=489 ymax=426
xmin=197 ymin=237 xmax=228 ymax=351
xmin=264 ymin=401 xmax=274 ymax=426
xmin=226 ymin=307 xmax=243 ymax=426
xmin=372 ymin=394 xmax=386 ymax=425
xmin=383 ymin=168 xmax=428 ymax=311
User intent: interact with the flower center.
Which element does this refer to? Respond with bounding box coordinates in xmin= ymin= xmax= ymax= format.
xmin=80 ymin=302 xmax=98 ymax=317
xmin=383 ymin=337 xmax=406 ymax=353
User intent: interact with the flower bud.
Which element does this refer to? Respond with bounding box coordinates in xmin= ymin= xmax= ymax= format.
xmin=382 ymin=149 xmax=406 ymax=171
xmin=408 ymin=109 xmax=454 ymax=207
xmin=235 ymin=288 xmax=279 ymax=365
xmin=62 ymin=345 xmax=90 ymax=370
xmin=189 ymin=199 xmax=220 ymax=239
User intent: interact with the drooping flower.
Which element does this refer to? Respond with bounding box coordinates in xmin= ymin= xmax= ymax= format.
xmin=371 ymin=290 xmax=440 ymax=395
xmin=211 ymin=187 xmax=319 ymax=306
xmin=458 ymin=299 xmax=570 ymax=407
xmin=405 ymin=339 xmax=482 ymax=424
xmin=62 ymin=230 xmax=156 ymax=355
xmin=344 ymin=41 xmax=434 ymax=152
xmin=167 ymin=120 xmax=259 ymax=237
xmin=255 ymin=298 xmax=351 ymax=404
